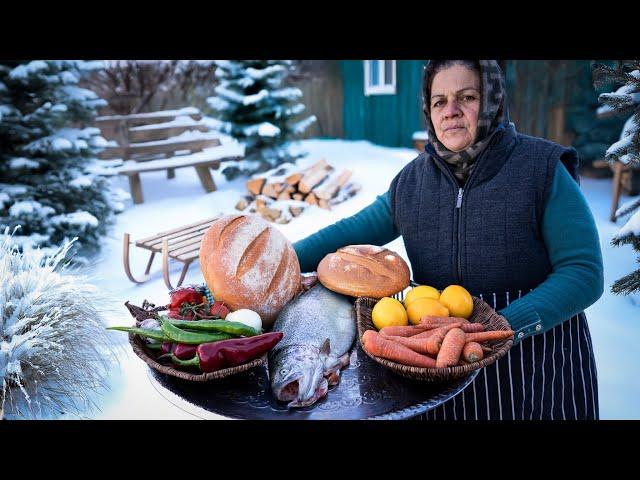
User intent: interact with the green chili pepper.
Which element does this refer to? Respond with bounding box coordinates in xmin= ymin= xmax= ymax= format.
xmin=160 ymin=319 xmax=234 ymax=344
xmin=162 ymin=317 xmax=259 ymax=337
xmin=145 ymin=343 xmax=163 ymax=350
xmin=107 ymin=326 xmax=170 ymax=343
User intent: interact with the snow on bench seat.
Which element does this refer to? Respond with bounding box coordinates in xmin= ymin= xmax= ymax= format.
xmin=116 ymin=142 xmax=245 ymax=204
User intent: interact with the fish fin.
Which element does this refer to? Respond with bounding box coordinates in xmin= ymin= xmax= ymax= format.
xmin=320 ymin=338 xmax=331 ymax=355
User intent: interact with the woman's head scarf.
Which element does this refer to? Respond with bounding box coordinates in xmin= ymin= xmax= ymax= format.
xmin=421 ymin=60 xmax=511 ymax=183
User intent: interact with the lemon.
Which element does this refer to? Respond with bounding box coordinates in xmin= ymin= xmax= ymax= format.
xmin=439 ymin=285 xmax=474 ymax=319
xmin=371 ymin=297 xmax=408 ymax=330
xmin=406 ymin=297 xmax=449 ymax=325
xmin=403 ymin=285 xmax=440 ymax=308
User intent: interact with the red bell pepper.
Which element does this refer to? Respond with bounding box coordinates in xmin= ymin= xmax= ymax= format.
xmin=169 ymin=332 xmax=283 ymax=373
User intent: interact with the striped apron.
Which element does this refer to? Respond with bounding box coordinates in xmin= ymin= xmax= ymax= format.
xmin=416 ymin=290 xmax=599 ymax=420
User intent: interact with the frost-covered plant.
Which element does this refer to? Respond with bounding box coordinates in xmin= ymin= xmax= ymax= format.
xmin=0 ymin=228 xmax=119 ymax=419
xmin=206 ymin=60 xmax=316 ymax=180
xmin=593 ymin=61 xmax=640 ymax=294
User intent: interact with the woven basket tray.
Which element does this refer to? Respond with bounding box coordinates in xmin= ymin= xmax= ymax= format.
xmin=355 ymin=295 xmax=513 ymax=382
xmin=125 ymin=301 xmax=265 ymax=382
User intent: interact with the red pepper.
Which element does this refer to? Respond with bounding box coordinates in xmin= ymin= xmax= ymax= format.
xmin=173 ymin=343 xmax=197 ymax=360
xmin=161 ymin=342 xmax=175 ymax=354
xmin=169 ymin=332 xmax=283 ymax=372
xmin=169 ymin=287 xmax=204 ymax=310
xmin=209 ymin=301 xmax=230 ymax=319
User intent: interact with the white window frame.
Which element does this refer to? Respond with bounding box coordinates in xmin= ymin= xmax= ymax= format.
xmin=364 ymin=60 xmax=396 ymax=96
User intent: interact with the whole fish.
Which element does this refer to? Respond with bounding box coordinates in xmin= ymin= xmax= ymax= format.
xmin=269 ymin=283 xmax=356 ymax=408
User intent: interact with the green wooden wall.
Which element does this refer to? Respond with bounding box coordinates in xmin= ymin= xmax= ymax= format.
xmin=341 ymin=60 xmax=426 ymax=148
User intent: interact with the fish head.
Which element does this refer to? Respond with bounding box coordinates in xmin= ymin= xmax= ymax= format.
xmin=270 ymin=345 xmax=328 ymax=408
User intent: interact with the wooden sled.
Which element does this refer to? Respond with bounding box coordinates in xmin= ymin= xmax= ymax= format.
xmin=123 ymin=215 xmax=221 ymax=289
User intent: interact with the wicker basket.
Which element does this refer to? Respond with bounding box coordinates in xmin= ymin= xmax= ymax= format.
xmin=124 ymin=301 xmax=265 ymax=382
xmin=355 ymin=293 xmax=513 ymax=382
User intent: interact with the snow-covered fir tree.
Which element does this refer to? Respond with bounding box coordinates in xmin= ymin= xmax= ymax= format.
xmin=0 ymin=61 xmax=126 ymax=257
xmin=207 ymin=60 xmax=316 ymax=179
xmin=594 ymin=61 xmax=640 ymax=294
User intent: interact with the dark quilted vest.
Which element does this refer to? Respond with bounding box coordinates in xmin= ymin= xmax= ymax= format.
xmin=389 ymin=125 xmax=579 ymax=297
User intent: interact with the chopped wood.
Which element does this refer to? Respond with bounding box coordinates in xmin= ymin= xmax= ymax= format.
xmin=330 ymin=182 xmax=361 ymax=205
xmin=318 ymin=199 xmax=330 ymax=210
xmin=315 ymin=169 xmax=353 ymax=200
xmin=285 ymin=172 xmax=302 ymax=186
xmin=247 ymin=178 xmax=266 ymax=196
xmin=299 ymin=167 xmax=330 ymax=194
xmin=275 ymin=217 xmax=290 ymax=225
xmin=292 ymin=193 xmax=304 ymax=201
xmin=289 ymin=206 xmax=304 ymax=217
xmin=259 ymin=207 xmax=282 ymax=221
xmin=305 ymin=192 xmax=319 ymax=206
xmin=235 ymin=198 xmax=249 ymax=211
xmin=255 ymin=198 xmax=268 ymax=210
xmin=277 ymin=191 xmax=291 ymax=201
xmin=261 ymin=182 xmax=281 ymax=199
xmin=285 ymin=185 xmax=296 ymax=194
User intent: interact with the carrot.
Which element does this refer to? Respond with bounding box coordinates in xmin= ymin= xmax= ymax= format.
xmin=361 ymin=330 xmax=436 ymax=368
xmin=420 ymin=315 xmax=470 ymax=326
xmin=436 ymin=328 xmax=466 ymax=368
xmin=465 ymin=330 xmax=515 ymax=343
xmin=462 ymin=342 xmax=484 ymax=363
xmin=424 ymin=323 xmax=463 ymax=355
xmin=379 ymin=324 xmax=429 ymax=338
xmin=460 ymin=323 xmax=485 ymax=333
xmin=383 ymin=335 xmax=437 ymax=357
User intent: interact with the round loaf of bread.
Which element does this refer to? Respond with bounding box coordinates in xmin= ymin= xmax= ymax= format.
xmin=317 ymin=245 xmax=410 ymax=298
xmin=199 ymin=214 xmax=301 ymax=328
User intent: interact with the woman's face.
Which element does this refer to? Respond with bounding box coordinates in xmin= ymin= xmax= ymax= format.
xmin=429 ymin=65 xmax=481 ymax=152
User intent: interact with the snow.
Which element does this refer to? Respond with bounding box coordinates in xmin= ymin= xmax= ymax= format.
xmin=50 ymin=211 xmax=99 ymax=228
xmin=9 ymin=61 xmax=48 ymax=79
xmin=95 ymin=107 xmax=199 ymax=122
xmin=70 ymin=176 xmax=94 ymax=188
xmin=257 ymin=122 xmax=280 ymax=137
xmin=9 ymin=158 xmax=40 ymax=169
xmin=115 ymin=142 xmax=245 ymax=173
xmin=614 ymin=209 xmax=640 ymax=239
xmin=51 ymin=138 xmax=640 ymax=420
xmin=242 ymin=89 xmax=269 ymax=106
xmin=413 ymin=131 xmax=429 ymax=141
xmin=51 ymin=138 xmax=73 ymax=151
xmin=9 ymin=200 xmax=55 ymax=218
xmin=129 ymin=130 xmax=221 ymax=148
xmin=128 ymin=116 xmax=203 ymax=131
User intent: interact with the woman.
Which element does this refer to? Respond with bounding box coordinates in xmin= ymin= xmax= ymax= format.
xmin=293 ymin=60 xmax=604 ymax=420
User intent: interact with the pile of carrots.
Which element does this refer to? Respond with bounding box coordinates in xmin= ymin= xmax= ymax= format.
xmin=361 ymin=315 xmax=514 ymax=369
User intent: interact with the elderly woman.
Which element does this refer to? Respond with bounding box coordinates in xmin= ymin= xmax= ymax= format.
xmin=293 ymin=60 xmax=603 ymax=420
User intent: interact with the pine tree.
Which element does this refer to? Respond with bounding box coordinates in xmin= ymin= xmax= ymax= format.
xmin=593 ymin=61 xmax=640 ymax=294
xmin=0 ymin=61 xmax=125 ymax=257
xmin=206 ymin=60 xmax=316 ymax=180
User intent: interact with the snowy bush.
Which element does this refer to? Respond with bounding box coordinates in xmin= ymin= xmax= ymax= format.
xmin=206 ymin=60 xmax=316 ymax=180
xmin=0 ymin=60 xmax=125 ymax=257
xmin=0 ymin=229 xmax=119 ymax=419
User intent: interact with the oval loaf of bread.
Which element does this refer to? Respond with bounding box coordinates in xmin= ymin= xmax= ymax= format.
xmin=199 ymin=214 xmax=301 ymax=328
xmin=317 ymin=244 xmax=410 ymax=298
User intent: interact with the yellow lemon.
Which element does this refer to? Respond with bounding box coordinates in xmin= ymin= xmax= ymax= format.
xmin=405 ymin=297 xmax=449 ymax=325
xmin=439 ymin=285 xmax=474 ymax=319
xmin=403 ymin=285 xmax=440 ymax=308
xmin=371 ymin=297 xmax=408 ymax=330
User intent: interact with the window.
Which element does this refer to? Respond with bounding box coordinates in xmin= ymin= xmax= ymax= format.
xmin=364 ymin=60 xmax=396 ymax=96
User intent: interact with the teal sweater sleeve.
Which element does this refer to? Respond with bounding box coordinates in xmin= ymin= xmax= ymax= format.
xmin=498 ymin=162 xmax=604 ymax=343
xmin=293 ymin=193 xmax=400 ymax=272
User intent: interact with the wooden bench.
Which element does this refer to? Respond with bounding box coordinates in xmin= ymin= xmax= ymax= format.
xmin=124 ymin=215 xmax=222 ymax=289
xmin=114 ymin=142 xmax=245 ymax=204
xmin=95 ymin=107 xmax=244 ymax=203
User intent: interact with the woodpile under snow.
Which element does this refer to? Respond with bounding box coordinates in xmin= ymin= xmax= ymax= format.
xmin=235 ymin=159 xmax=361 ymax=224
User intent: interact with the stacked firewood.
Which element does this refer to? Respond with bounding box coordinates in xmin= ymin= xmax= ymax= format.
xmin=235 ymin=159 xmax=361 ymax=224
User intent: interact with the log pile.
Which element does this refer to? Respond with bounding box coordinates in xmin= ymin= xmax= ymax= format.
xmin=235 ymin=159 xmax=361 ymax=224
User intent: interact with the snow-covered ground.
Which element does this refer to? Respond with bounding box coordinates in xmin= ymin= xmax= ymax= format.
xmin=77 ymin=139 xmax=640 ymax=420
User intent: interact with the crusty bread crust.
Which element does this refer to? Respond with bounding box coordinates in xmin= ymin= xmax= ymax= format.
xmin=199 ymin=214 xmax=301 ymax=328
xmin=317 ymin=245 xmax=410 ymax=298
